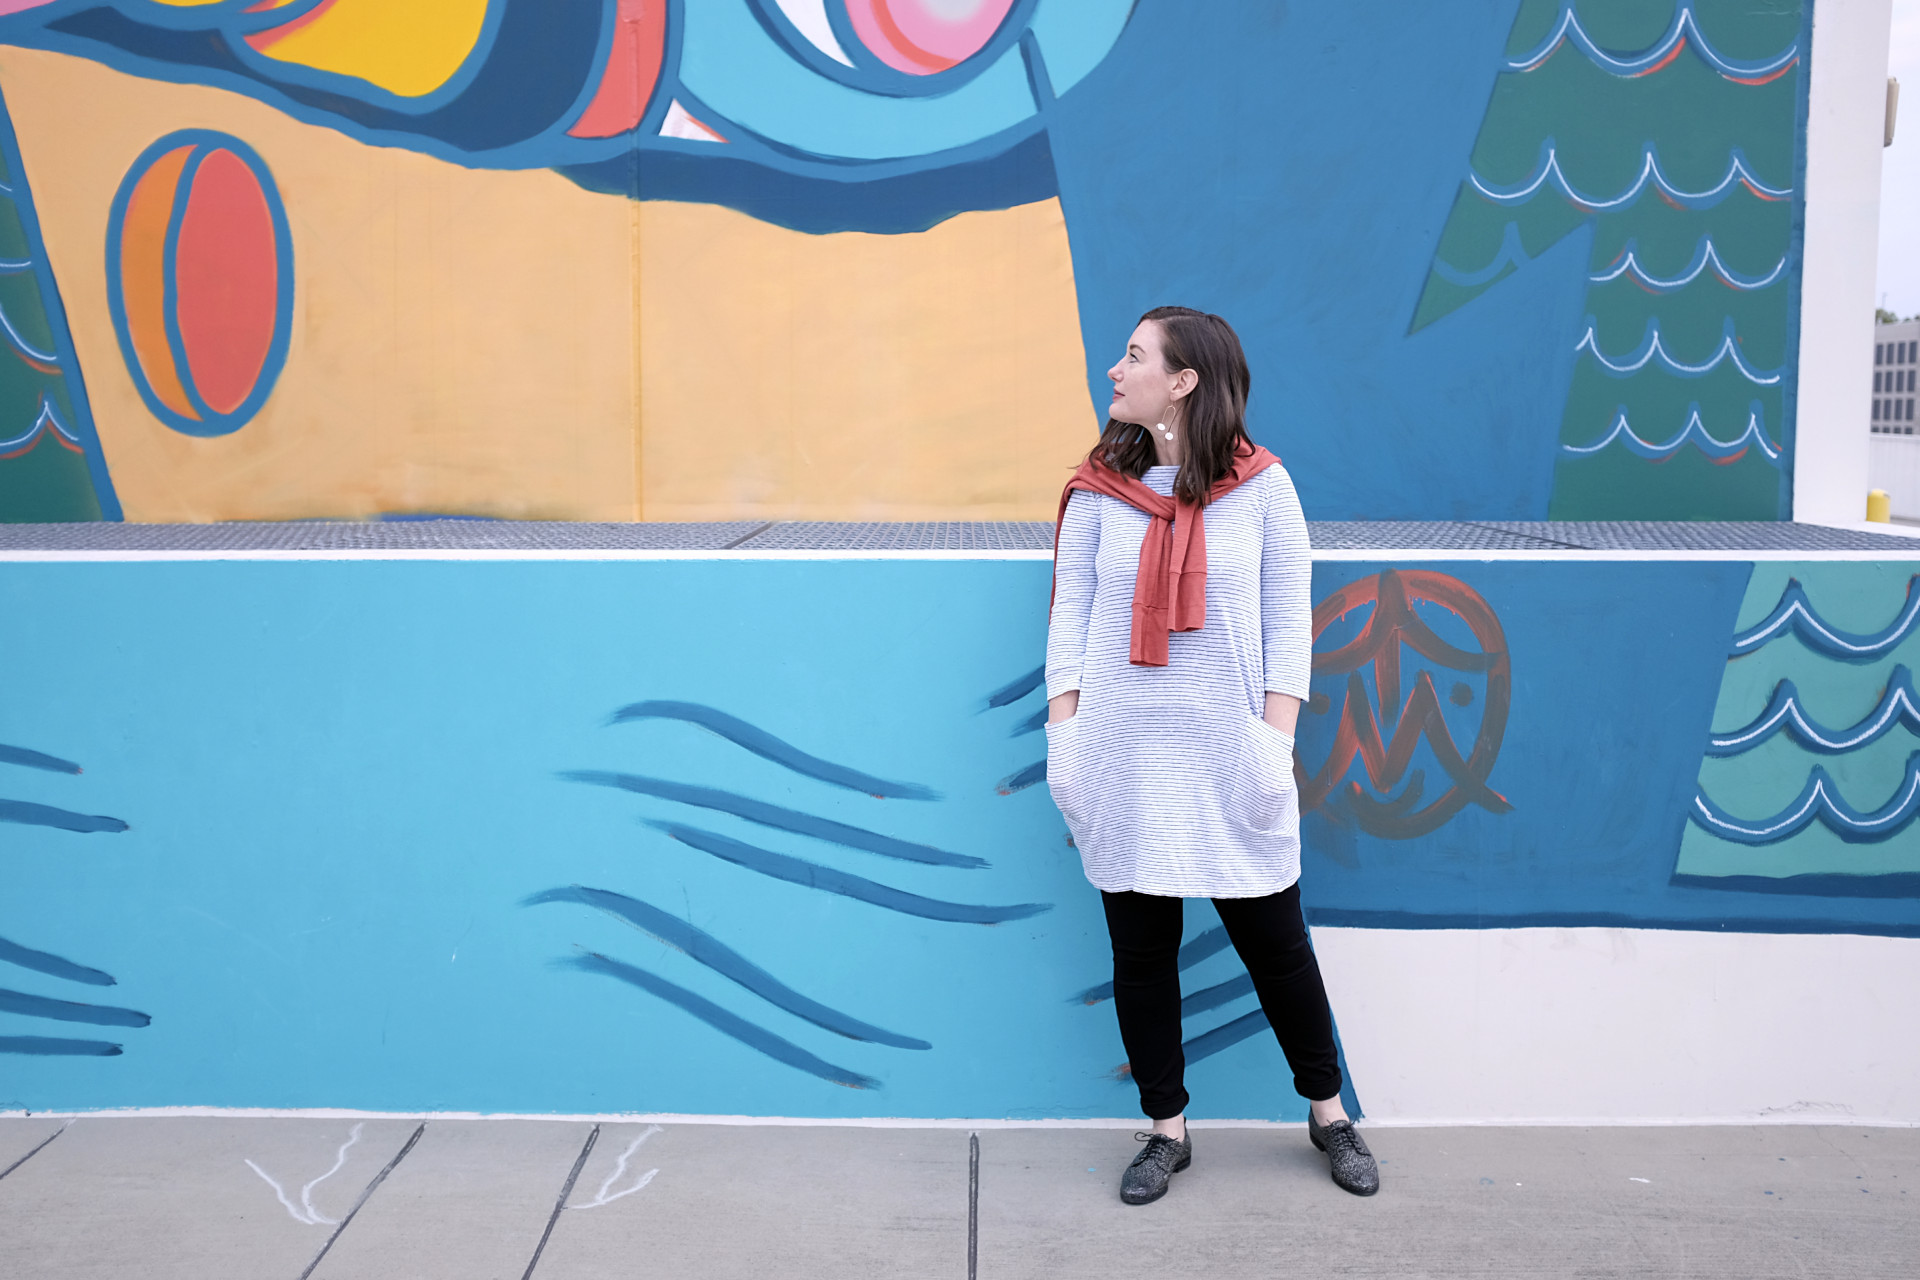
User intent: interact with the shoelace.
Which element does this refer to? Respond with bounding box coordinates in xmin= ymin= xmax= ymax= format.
xmin=1129 ymin=1132 xmax=1182 ymax=1168
xmin=1322 ymin=1123 xmax=1365 ymax=1157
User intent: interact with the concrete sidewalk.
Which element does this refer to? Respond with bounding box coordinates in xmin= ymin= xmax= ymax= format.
xmin=0 ymin=1118 xmax=1912 ymax=1279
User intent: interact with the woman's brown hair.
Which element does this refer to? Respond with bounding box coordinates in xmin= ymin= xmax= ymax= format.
xmin=1087 ymin=306 xmax=1252 ymax=507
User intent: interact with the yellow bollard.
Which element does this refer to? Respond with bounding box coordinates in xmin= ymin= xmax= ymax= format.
xmin=1868 ymin=489 xmax=1892 ymax=522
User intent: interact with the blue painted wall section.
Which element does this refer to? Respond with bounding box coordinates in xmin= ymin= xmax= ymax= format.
xmin=1 ymin=557 xmax=1914 ymax=1115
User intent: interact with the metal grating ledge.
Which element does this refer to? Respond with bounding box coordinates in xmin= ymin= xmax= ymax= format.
xmin=0 ymin=519 xmax=1917 ymax=553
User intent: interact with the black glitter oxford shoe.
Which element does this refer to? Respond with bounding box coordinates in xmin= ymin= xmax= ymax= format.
xmin=1307 ymin=1114 xmax=1380 ymax=1196
xmin=1119 ymin=1130 xmax=1192 ymax=1205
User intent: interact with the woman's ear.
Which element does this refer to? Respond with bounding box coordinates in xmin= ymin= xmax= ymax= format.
xmin=1170 ymin=368 xmax=1199 ymax=402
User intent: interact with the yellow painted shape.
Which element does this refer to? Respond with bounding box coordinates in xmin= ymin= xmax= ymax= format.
xmin=250 ymin=0 xmax=491 ymax=99
xmin=117 ymin=144 xmax=199 ymax=420
xmin=3 ymin=46 xmax=638 ymax=521
xmin=639 ymin=199 xmax=1094 ymax=521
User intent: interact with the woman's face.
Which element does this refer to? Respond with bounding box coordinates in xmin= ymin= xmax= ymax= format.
xmin=1106 ymin=321 xmax=1190 ymax=427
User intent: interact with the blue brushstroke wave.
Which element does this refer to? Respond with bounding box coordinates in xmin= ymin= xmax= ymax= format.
xmin=527 ymin=885 xmax=930 ymax=1050
xmin=609 ymin=701 xmax=940 ymax=800
xmin=1180 ymin=972 xmax=1256 ymax=1019
xmin=567 ymin=951 xmax=879 ymax=1090
xmin=652 ymin=822 xmax=1049 ymax=925
xmin=562 ymin=770 xmax=983 ymax=868
xmin=1691 ymin=752 xmax=1920 ymax=844
xmin=985 ymin=665 xmax=1046 ymax=709
xmin=1731 ymin=577 xmax=1920 ymax=660
xmin=1470 ymin=141 xmax=1789 ymax=211
xmin=0 ymin=987 xmax=149 ymax=1027
xmin=1708 ymin=667 xmax=1920 ymax=756
xmin=0 ymin=936 xmax=115 ymax=987
xmin=0 ymin=743 xmax=82 ymax=774
xmin=1506 ymin=7 xmax=1798 ymax=81
xmin=0 ymin=798 xmax=128 ymax=834
xmin=0 ymin=1035 xmax=122 ymax=1057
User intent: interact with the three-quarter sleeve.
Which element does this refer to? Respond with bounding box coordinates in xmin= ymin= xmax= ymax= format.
xmin=1046 ymin=490 xmax=1099 ymax=700
xmin=1260 ymin=467 xmax=1313 ymax=699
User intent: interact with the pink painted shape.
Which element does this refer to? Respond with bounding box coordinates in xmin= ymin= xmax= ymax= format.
xmin=174 ymin=149 xmax=279 ymax=418
xmin=0 ymin=1 xmax=60 ymax=14
xmin=845 ymin=0 xmax=1014 ymax=75
xmin=882 ymin=0 xmax=1014 ymax=63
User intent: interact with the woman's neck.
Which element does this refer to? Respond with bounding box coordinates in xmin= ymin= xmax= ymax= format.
xmin=1149 ymin=432 xmax=1183 ymax=468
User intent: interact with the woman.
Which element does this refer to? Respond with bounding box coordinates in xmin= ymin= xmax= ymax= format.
xmin=1046 ymin=306 xmax=1378 ymax=1205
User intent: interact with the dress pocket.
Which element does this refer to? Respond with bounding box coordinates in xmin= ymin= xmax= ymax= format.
xmin=1044 ymin=714 xmax=1089 ymax=829
xmin=1231 ymin=715 xmax=1296 ymax=833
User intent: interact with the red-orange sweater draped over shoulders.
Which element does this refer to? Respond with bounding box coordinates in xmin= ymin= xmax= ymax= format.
xmin=1052 ymin=439 xmax=1281 ymax=668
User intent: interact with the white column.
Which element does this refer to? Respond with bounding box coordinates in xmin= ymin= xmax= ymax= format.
xmin=1795 ymin=0 xmax=1895 ymax=523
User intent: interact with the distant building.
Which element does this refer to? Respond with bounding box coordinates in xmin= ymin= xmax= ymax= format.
xmin=1869 ymin=318 xmax=1920 ymax=519
xmin=1871 ymin=317 xmax=1919 ymax=435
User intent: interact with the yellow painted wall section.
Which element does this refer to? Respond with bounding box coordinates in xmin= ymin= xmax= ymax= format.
xmin=249 ymin=0 xmax=493 ymax=99
xmin=638 ymin=197 xmax=1095 ymax=522
xmin=0 ymin=47 xmax=638 ymax=522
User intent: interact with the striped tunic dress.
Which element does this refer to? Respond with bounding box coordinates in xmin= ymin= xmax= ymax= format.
xmin=1045 ymin=463 xmax=1314 ymax=898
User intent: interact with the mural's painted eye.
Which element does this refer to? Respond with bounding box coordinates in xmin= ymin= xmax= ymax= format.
xmin=106 ymin=132 xmax=293 ymax=437
xmin=842 ymin=0 xmax=1017 ymax=74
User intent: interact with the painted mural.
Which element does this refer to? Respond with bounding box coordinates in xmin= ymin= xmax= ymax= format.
xmin=0 ymin=1 xmax=1810 ymax=522
xmin=0 ymin=737 xmax=141 ymax=1059
xmin=1417 ymin=0 xmax=1804 ymax=520
xmin=1 ymin=555 xmax=1913 ymax=1118
xmin=1680 ymin=564 xmax=1920 ymax=894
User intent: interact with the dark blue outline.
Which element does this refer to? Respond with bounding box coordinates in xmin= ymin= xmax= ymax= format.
xmin=1705 ymin=667 xmax=1920 ymax=757
xmin=1671 ymin=871 xmax=1920 ymax=899
xmin=103 ymin=129 xmax=294 ymax=438
xmin=1730 ymin=576 xmax=1920 ymax=661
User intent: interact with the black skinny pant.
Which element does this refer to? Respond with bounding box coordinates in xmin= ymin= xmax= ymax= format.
xmin=1102 ymin=885 xmax=1342 ymax=1120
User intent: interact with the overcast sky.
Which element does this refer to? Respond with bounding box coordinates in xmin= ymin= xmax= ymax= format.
xmin=1880 ymin=1 xmax=1920 ymax=317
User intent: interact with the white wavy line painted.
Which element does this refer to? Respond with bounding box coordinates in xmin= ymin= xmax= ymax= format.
xmin=0 ymin=398 xmax=80 ymax=453
xmin=1695 ymin=769 xmax=1920 ymax=840
xmin=1743 ymin=594 xmax=1920 ymax=657
xmin=1561 ymin=405 xmax=1781 ymax=460
xmin=1575 ymin=325 xmax=1781 ymax=384
xmin=1469 ymin=147 xmax=1791 ymax=211
xmin=572 ymin=1125 xmax=662 ymax=1210
xmin=1507 ymin=6 xmax=1798 ymax=78
xmin=242 ymin=1122 xmax=361 ymax=1226
xmin=1714 ymin=683 xmax=1920 ymax=753
xmin=0 ymin=301 xmax=57 ymax=364
xmin=1589 ymin=241 xmax=1786 ymax=290
xmin=0 ymin=258 xmax=32 ymax=273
